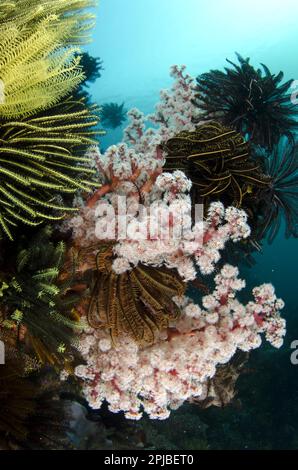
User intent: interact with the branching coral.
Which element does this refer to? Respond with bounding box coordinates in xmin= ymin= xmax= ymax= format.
xmin=64 ymin=141 xmax=253 ymax=347
xmin=121 ymin=64 xmax=298 ymax=244
xmin=0 ymin=20 xmax=289 ymax=441
xmin=67 ymin=144 xmax=250 ymax=280
xmin=64 ymin=194 xmax=252 ymax=349
xmin=112 ymin=199 xmax=251 ymax=280
xmin=60 ymin=64 xmax=288 ymax=425
xmin=63 ymin=64 xmax=287 ymax=404
xmin=75 ymin=265 xmax=285 ymax=420
xmin=194 ymin=53 xmax=298 ymax=150
xmin=83 ymin=142 xmax=163 ymax=209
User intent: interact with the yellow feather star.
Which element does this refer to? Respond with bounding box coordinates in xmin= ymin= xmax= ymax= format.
xmin=66 ymin=244 xmax=186 ymax=347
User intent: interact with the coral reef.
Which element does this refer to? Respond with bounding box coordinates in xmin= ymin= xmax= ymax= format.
xmin=58 ymin=64 xmax=287 ymax=422
xmin=112 ymin=201 xmax=251 ymax=280
xmin=142 ymin=64 xmax=298 ymax=247
xmin=0 ymin=0 xmax=294 ymax=449
xmin=66 ymin=146 xmax=252 ymax=282
xmin=75 ymin=265 xmax=285 ymax=420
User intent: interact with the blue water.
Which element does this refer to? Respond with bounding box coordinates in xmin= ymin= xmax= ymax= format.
xmin=84 ymin=0 xmax=298 ymax=449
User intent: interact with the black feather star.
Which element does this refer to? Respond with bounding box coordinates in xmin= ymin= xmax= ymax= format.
xmin=100 ymin=102 xmax=127 ymax=129
xmin=194 ymin=53 xmax=298 ymax=150
xmin=78 ymin=52 xmax=104 ymax=86
xmin=162 ymin=121 xmax=270 ymax=209
xmin=256 ymin=138 xmax=298 ymax=243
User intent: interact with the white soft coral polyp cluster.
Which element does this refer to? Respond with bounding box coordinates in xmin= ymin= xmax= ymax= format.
xmin=123 ymin=65 xmax=199 ymax=158
xmin=112 ymin=201 xmax=251 ymax=280
xmin=75 ymin=264 xmax=285 ymax=420
xmin=88 ymin=142 xmax=163 ymax=187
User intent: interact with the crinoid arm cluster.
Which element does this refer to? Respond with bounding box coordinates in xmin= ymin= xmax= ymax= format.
xmin=0 ymin=0 xmax=101 ymax=449
xmin=255 ymin=139 xmax=298 ymax=243
xmin=0 ymin=2 xmax=104 ymax=240
xmin=68 ymin=244 xmax=185 ymax=346
xmin=0 ymin=99 xmax=102 ymax=240
xmin=162 ymin=121 xmax=270 ymax=209
xmin=194 ymin=53 xmax=298 ymax=150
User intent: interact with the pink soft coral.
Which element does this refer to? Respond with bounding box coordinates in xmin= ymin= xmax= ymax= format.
xmin=75 ymin=265 xmax=285 ymax=420
xmin=62 ymin=66 xmax=286 ymax=421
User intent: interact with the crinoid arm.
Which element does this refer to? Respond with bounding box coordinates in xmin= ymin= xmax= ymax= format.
xmin=70 ymin=244 xmax=186 ymax=347
xmin=0 ymin=97 xmax=102 ymax=239
xmin=256 ymin=139 xmax=298 ymax=243
xmin=163 ymin=122 xmax=270 ymax=209
xmin=194 ymin=54 xmax=298 ymax=150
